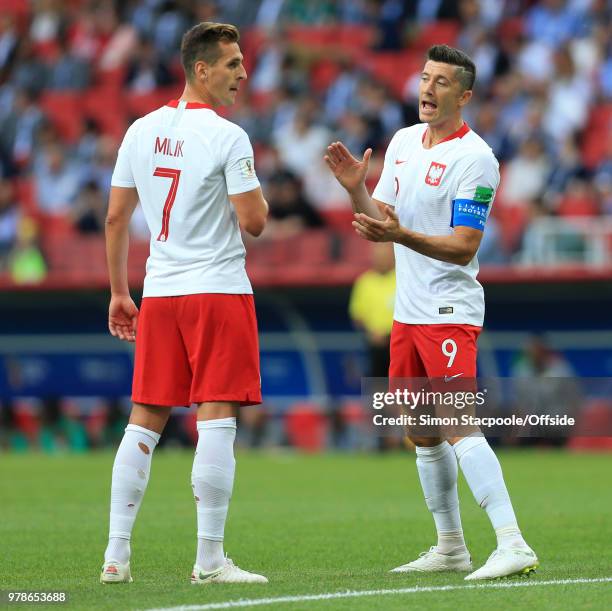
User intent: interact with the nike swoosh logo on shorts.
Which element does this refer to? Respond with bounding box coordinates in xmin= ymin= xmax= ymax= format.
xmin=444 ymin=373 xmax=464 ymax=382
xmin=395 ymin=159 xmax=408 ymax=165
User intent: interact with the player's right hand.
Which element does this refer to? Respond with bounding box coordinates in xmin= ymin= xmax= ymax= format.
xmin=108 ymin=295 xmax=139 ymax=342
xmin=324 ymin=141 xmax=372 ymax=193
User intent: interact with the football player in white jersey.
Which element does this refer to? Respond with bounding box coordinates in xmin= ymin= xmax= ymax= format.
xmin=325 ymin=45 xmax=538 ymax=580
xmin=101 ymin=23 xmax=269 ymax=585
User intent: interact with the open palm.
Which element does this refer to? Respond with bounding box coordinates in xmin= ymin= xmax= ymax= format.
xmin=324 ymin=141 xmax=372 ymax=193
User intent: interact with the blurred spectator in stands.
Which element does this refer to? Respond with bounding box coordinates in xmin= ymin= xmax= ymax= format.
xmin=517 ymin=198 xmax=551 ymax=264
xmin=193 ymin=0 xmax=220 ymax=21
xmin=0 ymin=89 xmax=44 ymax=167
xmin=0 ymin=400 xmax=21 ymax=451
xmin=47 ymin=38 xmax=90 ymax=91
xmin=9 ymin=39 xmax=48 ymax=96
xmin=125 ymin=35 xmax=174 ymax=93
xmin=72 ymin=180 xmax=107 ymax=235
xmin=0 ymin=177 xmax=18 ymax=270
xmin=96 ymin=2 xmax=139 ymax=72
xmin=324 ymin=57 xmax=362 ymax=125
xmin=70 ymin=5 xmax=105 ymax=63
xmin=543 ymin=45 xmax=592 ymax=147
xmin=255 ymin=0 xmax=286 ymax=27
xmin=9 ymin=216 xmax=47 ymax=284
xmin=597 ymin=176 xmax=612 ymax=217
xmin=0 ymin=148 xmax=16 ymax=179
xmin=458 ymin=0 xmax=512 ymax=86
xmin=599 ymin=34 xmax=612 ymax=98
xmin=152 ymin=0 xmax=190 ymax=61
xmin=230 ymin=91 xmax=272 ymax=146
xmin=506 ymin=96 xmax=552 ymax=157
xmin=556 ymin=178 xmax=599 ymax=218
xmin=517 ymin=33 xmax=555 ymax=85
xmin=349 ymin=242 xmax=395 ymax=378
xmin=513 ymin=334 xmax=575 ymax=377
xmin=76 ymin=117 xmax=102 ymax=166
xmin=30 ymin=0 xmax=66 ymax=49
xmin=0 ymin=14 xmax=18 ymax=80
xmin=38 ymin=396 xmax=88 ymax=453
xmin=519 ymin=198 xmax=587 ymax=265
xmin=492 ymin=72 xmax=529 ymax=138
xmin=459 ymin=26 xmax=500 ymax=91
xmin=477 ymin=215 xmax=509 ymax=265
xmin=282 ymin=0 xmax=337 ymax=25
xmin=273 ymin=98 xmax=331 ymax=180
xmin=525 ymin=0 xmax=588 ymax=49
xmin=499 ymin=137 xmax=550 ymax=207
xmin=278 ymin=50 xmax=310 ymax=97
xmin=264 ymin=169 xmax=324 ymax=238
xmin=33 ymin=143 xmax=81 ymax=214
xmin=511 ymin=333 xmax=579 ymax=445
xmin=368 ymin=0 xmax=408 ymax=51
xmin=250 ymin=33 xmax=286 ymax=96
xmin=268 ymin=84 xmax=300 ymax=136
xmin=358 ymin=80 xmax=403 ymax=144
xmin=544 ymin=136 xmax=585 ymax=203
xmin=594 ymin=140 xmax=612 ymax=214
xmin=82 ymin=136 xmax=118 ymax=199
xmin=471 ymin=100 xmax=512 ymax=162
xmin=336 ymin=111 xmax=375 ymax=160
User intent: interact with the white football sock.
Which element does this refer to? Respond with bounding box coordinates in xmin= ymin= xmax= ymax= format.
xmin=105 ymin=424 xmax=160 ymax=563
xmin=454 ymin=434 xmax=528 ymax=549
xmin=415 ymin=441 xmax=466 ymax=555
xmin=192 ymin=417 xmax=236 ymax=572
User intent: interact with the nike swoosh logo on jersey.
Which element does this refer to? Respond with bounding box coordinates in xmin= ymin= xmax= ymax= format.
xmin=395 ymin=159 xmax=408 ymax=165
xmin=444 ymin=373 xmax=464 ymax=382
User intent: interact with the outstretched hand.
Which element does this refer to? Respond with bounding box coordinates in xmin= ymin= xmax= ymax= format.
xmin=108 ymin=295 xmax=139 ymax=342
xmin=353 ymin=201 xmax=401 ymax=243
xmin=324 ymin=141 xmax=372 ymax=193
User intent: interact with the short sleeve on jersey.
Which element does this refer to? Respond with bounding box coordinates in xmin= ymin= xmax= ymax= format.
xmin=111 ymin=122 xmax=137 ymax=188
xmin=451 ymin=152 xmax=499 ymax=231
xmin=224 ymin=128 xmax=260 ymax=196
xmin=372 ymin=134 xmax=400 ymax=206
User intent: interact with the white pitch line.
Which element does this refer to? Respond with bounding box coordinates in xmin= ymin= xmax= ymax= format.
xmin=144 ymin=577 xmax=612 ymax=611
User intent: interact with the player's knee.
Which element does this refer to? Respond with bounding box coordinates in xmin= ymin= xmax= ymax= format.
xmin=407 ymin=434 xmax=442 ymax=447
xmin=191 ymin=463 xmax=235 ymax=496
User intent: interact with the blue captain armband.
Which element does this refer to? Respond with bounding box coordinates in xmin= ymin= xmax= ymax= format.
xmin=451 ymin=199 xmax=488 ymax=231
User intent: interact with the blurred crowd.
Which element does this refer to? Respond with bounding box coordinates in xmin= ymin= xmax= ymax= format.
xmin=0 ymin=0 xmax=611 ymax=282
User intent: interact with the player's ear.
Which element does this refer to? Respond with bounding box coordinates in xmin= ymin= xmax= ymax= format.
xmin=458 ymin=89 xmax=472 ymax=108
xmin=194 ymin=60 xmax=208 ymax=82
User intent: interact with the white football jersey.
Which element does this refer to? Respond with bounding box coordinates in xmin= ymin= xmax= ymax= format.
xmin=111 ymin=100 xmax=260 ymax=297
xmin=372 ymin=122 xmax=499 ymax=327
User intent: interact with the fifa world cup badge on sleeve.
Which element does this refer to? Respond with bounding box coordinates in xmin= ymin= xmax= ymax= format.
xmin=239 ymin=157 xmax=256 ymax=178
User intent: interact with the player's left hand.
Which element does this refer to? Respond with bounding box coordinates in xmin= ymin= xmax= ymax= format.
xmin=353 ymin=201 xmax=401 ymax=242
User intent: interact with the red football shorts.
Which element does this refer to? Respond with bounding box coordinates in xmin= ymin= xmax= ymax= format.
xmin=132 ymin=294 xmax=262 ymax=407
xmin=389 ymin=322 xmax=481 ymax=379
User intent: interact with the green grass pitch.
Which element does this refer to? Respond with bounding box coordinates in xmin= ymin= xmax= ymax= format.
xmin=1 ymin=450 xmax=611 ymax=610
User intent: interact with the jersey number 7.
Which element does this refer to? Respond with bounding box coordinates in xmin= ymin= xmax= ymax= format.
xmin=153 ymin=167 xmax=181 ymax=242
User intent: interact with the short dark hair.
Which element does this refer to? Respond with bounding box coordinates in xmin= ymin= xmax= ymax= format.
xmin=181 ymin=22 xmax=240 ymax=80
xmin=426 ymin=45 xmax=476 ymax=91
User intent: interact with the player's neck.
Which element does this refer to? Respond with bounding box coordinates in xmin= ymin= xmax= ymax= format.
xmin=180 ymin=82 xmax=217 ymax=107
xmin=423 ymin=116 xmax=465 ymax=149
